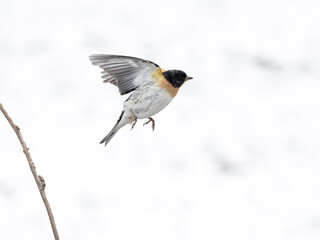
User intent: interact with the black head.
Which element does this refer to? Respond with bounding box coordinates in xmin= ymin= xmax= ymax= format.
xmin=163 ymin=70 xmax=192 ymax=88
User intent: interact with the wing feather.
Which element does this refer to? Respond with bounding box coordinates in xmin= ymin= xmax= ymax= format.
xmin=90 ymin=54 xmax=160 ymax=95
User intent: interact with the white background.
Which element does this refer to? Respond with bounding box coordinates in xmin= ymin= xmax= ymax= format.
xmin=1 ymin=0 xmax=320 ymax=239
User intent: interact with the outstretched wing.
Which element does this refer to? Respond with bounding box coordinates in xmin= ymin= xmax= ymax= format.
xmin=89 ymin=54 xmax=160 ymax=95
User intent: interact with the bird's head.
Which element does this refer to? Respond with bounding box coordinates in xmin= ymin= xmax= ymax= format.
xmin=163 ymin=70 xmax=192 ymax=88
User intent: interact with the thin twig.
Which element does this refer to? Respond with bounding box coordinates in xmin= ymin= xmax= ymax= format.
xmin=0 ymin=103 xmax=60 ymax=240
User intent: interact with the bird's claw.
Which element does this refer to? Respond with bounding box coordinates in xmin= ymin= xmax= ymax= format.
xmin=131 ymin=119 xmax=137 ymax=130
xmin=143 ymin=117 xmax=155 ymax=131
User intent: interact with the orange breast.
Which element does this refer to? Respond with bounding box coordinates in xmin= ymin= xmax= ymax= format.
xmin=151 ymin=67 xmax=179 ymax=98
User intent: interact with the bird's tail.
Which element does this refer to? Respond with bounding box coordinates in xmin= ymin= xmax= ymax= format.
xmin=100 ymin=111 xmax=126 ymax=146
xmin=100 ymin=127 xmax=119 ymax=146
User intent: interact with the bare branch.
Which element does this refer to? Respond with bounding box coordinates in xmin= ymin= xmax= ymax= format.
xmin=0 ymin=103 xmax=60 ymax=240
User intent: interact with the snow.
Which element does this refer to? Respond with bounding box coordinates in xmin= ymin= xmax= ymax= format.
xmin=1 ymin=0 xmax=320 ymax=239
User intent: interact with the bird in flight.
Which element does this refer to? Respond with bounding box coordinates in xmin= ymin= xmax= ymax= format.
xmin=90 ymin=54 xmax=192 ymax=146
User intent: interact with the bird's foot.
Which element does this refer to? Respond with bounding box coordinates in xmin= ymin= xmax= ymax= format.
xmin=131 ymin=118 xmax=137 ymax=130
xmin=143 ymin=117 xmax=155 ymax=131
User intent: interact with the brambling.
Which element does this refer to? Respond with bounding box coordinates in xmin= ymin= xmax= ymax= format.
xmin=89 ymin=54 xmax=192 ymax=146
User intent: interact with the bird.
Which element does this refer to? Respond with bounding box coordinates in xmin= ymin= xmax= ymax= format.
xmin=89 ymin=54 xmax=192 ymax=146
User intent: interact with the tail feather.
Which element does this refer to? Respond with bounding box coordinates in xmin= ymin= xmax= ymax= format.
xmin=100 ymin=111 xmax=126 ymax=146
xmin=100 ymin=127 xmax=119 ymax=146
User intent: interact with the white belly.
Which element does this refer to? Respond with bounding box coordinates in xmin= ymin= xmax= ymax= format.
xmin=123 ymin=85 xmax=173 ymax=119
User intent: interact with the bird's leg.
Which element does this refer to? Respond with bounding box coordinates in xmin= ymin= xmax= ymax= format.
xmin=143 ymin=117 xmax=155 ymax=131
xmin=130 ymin=117 xmax=137 ymax=130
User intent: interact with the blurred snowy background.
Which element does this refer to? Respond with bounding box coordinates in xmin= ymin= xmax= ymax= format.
xmin=1 ymin=0 xmax=320 ymax=239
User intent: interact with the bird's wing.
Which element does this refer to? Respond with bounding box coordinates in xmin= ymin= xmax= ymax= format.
xmin=90 ymin=54 xmax=160 ymax=95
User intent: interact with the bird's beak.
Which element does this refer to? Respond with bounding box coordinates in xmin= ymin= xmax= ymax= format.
xmin=185 ymin=76 xmax=193 ymax=81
